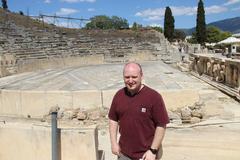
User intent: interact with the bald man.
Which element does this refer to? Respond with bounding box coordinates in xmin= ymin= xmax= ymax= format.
xmin=108 ymin=62 xmax=169 ymax=160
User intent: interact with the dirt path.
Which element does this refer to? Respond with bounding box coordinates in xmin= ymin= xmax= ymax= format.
xmin=162 ymin=124 xmax=240 ymax=160
xmin=98 ymin=122 xmax=240 ymax=160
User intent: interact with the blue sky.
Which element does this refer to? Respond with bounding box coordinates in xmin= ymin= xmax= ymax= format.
xmin=8 ymin=0 xmax=240 ymax=29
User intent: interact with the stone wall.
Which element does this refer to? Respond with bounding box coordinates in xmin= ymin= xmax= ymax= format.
xmin=0 ymin=17 xmax=177 ymax=76
xmin=0 ymin=121 xmax=102 ymax=160
xmin=189 ymin=53 xmax=240 ymax=91
xmin=0 ymin=89 xmax=199 ymax=118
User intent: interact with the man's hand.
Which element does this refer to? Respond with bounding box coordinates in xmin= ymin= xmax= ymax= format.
xmin=109 ymin=119 xmax=120 ymax=156
xmin=142 ymin=150 xmax=156 ymax=160
xmin=111 ymin=143 xmax=121 ymax=156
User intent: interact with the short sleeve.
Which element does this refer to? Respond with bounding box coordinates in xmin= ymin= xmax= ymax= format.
xmin=151 ymin=93 xmax=169 ymax=127
xmin=108 ymin=93 xmax=119 ymax=122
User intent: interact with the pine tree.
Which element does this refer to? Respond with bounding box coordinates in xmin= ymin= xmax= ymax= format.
xmin=164 ymin=6 xmax=175 ymax=41
xmin=2 ymin=0 xmax=8 ymax=10
xmin=196 ymin=0 xmax=206 ymax=45
xmin=132 ymin=22 xmax=138 ymax=31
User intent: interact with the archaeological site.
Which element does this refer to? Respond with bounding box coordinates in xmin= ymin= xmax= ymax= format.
xmin=0 ymin=8 xmax=240 ymax=160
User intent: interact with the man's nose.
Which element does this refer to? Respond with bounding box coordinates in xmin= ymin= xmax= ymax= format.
xmin=129 ymin=77 xmax=133 ymax=83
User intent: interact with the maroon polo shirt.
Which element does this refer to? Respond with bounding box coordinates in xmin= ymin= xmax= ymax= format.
xmin=108 ymin=85 xmax=169 ymax=160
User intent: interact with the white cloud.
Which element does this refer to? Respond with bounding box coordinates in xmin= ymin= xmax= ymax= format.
xmin=56 ymin=8 xmax=79 ymax=16
xmin=40 ymin=17 xmax=55 ymax=24
xmin=87 ymin=8 xmax=95 ymax=12
xmin=147 ymin=16 xmax=163 ymax=21
xmin=149 ymin=23 xmax=163 ymax=28
xmin=44 ymin=0 xmax=51 ymax=3
xmin=232 ymin=6 xmax=240 ymax=11
xmin=135 ymin=5 xmax=228 ymax=22
xmin=135 ymin=7 xmax=194 ymax=21
xmin=171 ymin=5 xmax=227 ymax=16
xmin=57 ymin=21 xmax=81 ymax=28
xmin=223 ymin=0 xmax=240 ymax=6
xmin=61 ymin=0 xmax=96 ymax=3
xmin=205 ymin=5 xmax=228 ymax=14
xmin=135 ymin=8 xmax=165 ymax=21
xmin=171 ymin=6 xmax=196 ymax=16
xmin=34 ymin=16 xmax=85 ymax=28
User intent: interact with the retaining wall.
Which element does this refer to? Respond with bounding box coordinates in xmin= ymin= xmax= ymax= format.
xmin=0 ymin=89 xmax=200 ymax=118
xmin=0 ymin=122 xmax=101 ymax=160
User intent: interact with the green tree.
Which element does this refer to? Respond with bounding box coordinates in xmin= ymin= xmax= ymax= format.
xmin=220 ymin=31 xmax=231 ymax=40
xmin=131 ymin=22 xmax=142 ymax=31
xmin=164 ymin=6 xmax=175 ymax=41
xmin=19 ymin=11 xmax=24 ymax=15
xmin=85 ymin=15 xmax=129 ymax=29
xmin=196 ymin=0 xmax=206 ymax=45
xmin=187 ymin=32 xmax=197 ymax=43
xmin=132 ymin=22 xmax=138 ymax=31
xmin=86 ymin=15 xmax=111 ymax=29
xmin=1 ymin=0 xmax=8 ymax=10
xmin=111 ymin=16 xmax=128 ymax=29
xmin=173 ymin=29 xmax=186 ymax=40
xmin=206 ymin=26 xmax=221 ymax=43
xmin=206 ymin=26 xmax=231 ymax=43
xmin=151 ymin=26 xmax=163 ymax=33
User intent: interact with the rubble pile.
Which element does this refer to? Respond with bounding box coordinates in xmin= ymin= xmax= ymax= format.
xmin=43 ymin=101 xmax=206 ymax=127
xmin=43 ymin=107 xmax=109 ymax=127
xmin=168 ymin=101 xmax=205 ymax=124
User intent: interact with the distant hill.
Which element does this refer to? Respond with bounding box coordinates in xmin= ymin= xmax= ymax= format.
xmin=181 ymin=17 xmax=240 ymax=35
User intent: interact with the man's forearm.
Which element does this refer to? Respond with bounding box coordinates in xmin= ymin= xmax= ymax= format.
xmin=109 ymin=119 xmax=118 ymax=146
xmin=109 ymin=119 xmax=121 ymax=155
xmin=150 ymin=126 xmax=166 ymax=149
xmin=142 ymin=126 xmax=166 ymax=160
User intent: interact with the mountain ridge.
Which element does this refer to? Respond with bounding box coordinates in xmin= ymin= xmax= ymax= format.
xmin=181 ymin=16 xmax=240 ymax=35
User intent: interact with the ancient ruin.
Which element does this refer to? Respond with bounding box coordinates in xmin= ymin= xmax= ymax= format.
xmin=187 ymin=53 xmax=240 ymax=99
xmin=0 ymin=9 xmax=240 ymax=160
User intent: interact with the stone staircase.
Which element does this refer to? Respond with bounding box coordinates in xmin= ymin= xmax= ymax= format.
xmin=0 ymin=12 xmax=176 ymax=76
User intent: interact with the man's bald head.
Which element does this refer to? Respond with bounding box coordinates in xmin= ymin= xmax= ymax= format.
xmin=123 ymin=62 xmax=143 ymax=95
xmin=123 ymin=62 xmax=143 ymax=76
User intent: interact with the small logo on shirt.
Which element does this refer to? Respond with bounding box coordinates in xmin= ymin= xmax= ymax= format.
xmin=141 ymin=107 xmax=146 ymax=113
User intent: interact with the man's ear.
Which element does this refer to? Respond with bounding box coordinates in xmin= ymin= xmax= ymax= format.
xmin=141 ymin=74 xmax=144 ymax=81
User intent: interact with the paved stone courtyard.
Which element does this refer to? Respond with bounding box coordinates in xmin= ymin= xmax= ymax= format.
xmin=0 ymin=61 xmax=209 ymax=91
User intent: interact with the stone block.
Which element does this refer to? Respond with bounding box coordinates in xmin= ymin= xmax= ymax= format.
xmin=102 ymin=89 xmax=118 ymax=108
xmin=72 ymin=90 xmax=102 ymax=109
xmin=1 ymin=89 xmax=21 ymax=116
xmin=0 ymin=123 xmax=51 ymax=160
xmin=159 ymin=89 xmax=200 ymax=110
xmin=46 ymin=91 xmax=73 ymax=110
xmin=61 ymin=126 xmax=99 ymax=160
xmin=0 ymin=122 xmax=99 ymax=160
xmin=21 ymin=90 xmax=47 ymax=118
